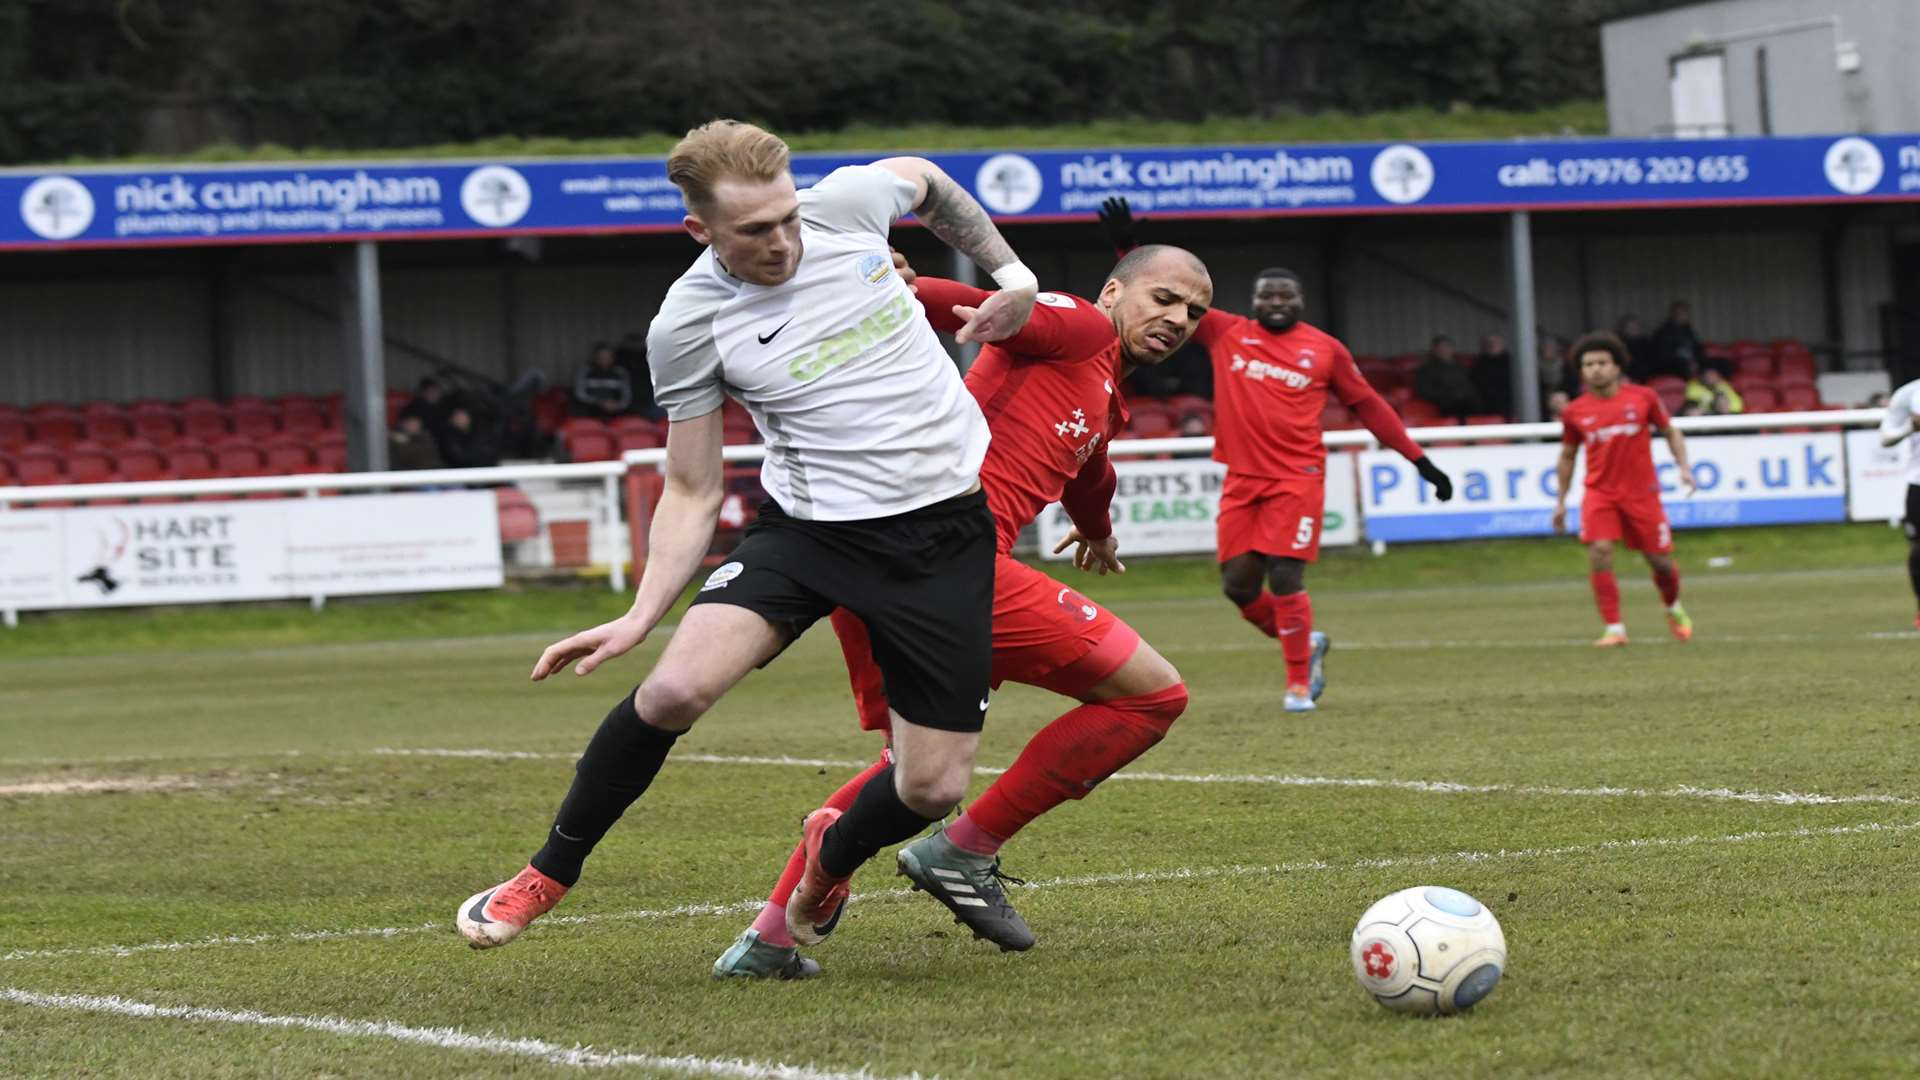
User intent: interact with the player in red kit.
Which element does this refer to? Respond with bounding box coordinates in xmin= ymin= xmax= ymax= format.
xmin=1552 ymin=331 xmax=1696 ymax=646
xmin=713 ymin=245 xmax=1213 ymax=978
xmin=1099 ymin=200 xmax=1453 ymax=713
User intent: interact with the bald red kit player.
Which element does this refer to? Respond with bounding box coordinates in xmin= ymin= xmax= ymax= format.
xmin=713 ymin=245 xmax=1213 ymax=977
xmin=1100 ymin=199 xmax=1453 ymax=712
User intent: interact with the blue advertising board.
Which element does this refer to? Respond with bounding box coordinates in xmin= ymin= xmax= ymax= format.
xmin=4 ymin=133 xmax=1918 ymax=250
xmin=1358 ymin=434 xmax=1848 ymax=543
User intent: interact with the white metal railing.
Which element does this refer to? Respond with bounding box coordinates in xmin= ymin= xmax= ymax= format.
xmin=619 ymin=409 xmax=1888 ymax=470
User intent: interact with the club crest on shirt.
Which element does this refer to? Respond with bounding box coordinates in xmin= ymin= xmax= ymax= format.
xmin=856 ymin=252 xmax=892 ymax=287
xmin=1625 ymin=407 xmax=1637 ymax=420
xmin=1296 ymin=348 xmax=1316 ymax=369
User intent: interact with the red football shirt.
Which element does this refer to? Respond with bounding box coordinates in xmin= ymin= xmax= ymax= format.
xmin=1192 ymin=310 xmax=1379 ymax=479
xmin=1560 ymin=383 xmax=1671 ymax=499
xmin=916 ymin=279 xmax=1125 ymax=553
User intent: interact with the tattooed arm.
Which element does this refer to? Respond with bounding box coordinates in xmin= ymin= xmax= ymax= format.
xmin=873 ymin=156 xmax=1035 ymax=343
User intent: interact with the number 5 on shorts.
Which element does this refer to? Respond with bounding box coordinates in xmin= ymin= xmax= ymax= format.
xmin=1292 ymin=515 xmax=1316 ymax=549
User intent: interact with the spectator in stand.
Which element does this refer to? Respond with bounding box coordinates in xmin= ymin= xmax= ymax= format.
xmin=1684 ymin=359 xmax=1744 ymax=415
xmin=389 ymin=414 xmax=444 ymax=471
xmin=1177 ymin=411 xmax=1209 ymax=438
xmin=1414 ymin=334 xmax=1480 ymax=420
xmin=571 ymin=343 xmax=635 ymax=418
xmin=400 ymin=377 xmax=452 ymax=434
xmin=1471 ymin=333 xmax=1513 ymax=419
xmin=440 ymin=406 xmax=502 ymax=469
xmin=1539 ymin=333 xmax=1579 ymax=410
xmin=1615 ymin=315 xmax=1657 ymax=381
xmin=1546 ymin=389 xmax=1571 ymax=421
xmin=1646 ymin=301 xmax=1702 ymax=381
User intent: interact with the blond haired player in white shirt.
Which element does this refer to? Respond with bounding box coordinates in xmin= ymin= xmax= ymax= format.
xmin=456 ymin=121 xmax=1039 ymax=976
xmin=1879 ymin=378 xmax=1920 ymax=630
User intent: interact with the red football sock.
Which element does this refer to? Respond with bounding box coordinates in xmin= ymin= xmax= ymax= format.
xmin=1590 ymin=570 xmax=1622 ymax=624
xmin=1272 ymin=591 xmax=1313 ymax=686
xmin=1652 ymin=566 xmax=1681 ymax=607
xmin=762 ymin=749 xmax=892 ymax=928
xmin=1237 ymin=593 xmax=1278 ymax=638
xmin=954 ymin=683 xmax=1189 ymax=852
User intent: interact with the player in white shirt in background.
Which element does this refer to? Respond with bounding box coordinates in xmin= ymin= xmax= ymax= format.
xmin=456 ymin=121 xmax=1039 ymax=976
xmin=1878 ymin=378 xmax=1920 ymax=631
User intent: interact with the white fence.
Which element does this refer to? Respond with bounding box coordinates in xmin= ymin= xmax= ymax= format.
xmin=1 ymin=408 xmax=1894 ymax=627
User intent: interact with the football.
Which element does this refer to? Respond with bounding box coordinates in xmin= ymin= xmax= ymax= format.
xmin=1351 ymin=886 xmax=1506 ymax=1016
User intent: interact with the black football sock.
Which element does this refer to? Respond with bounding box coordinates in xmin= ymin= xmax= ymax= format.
xmin=818 ymin=764 xmax=939 ymax=879
xmin=1909 ymin=545 xmax=1920 ymax=607
xmin=530 ymin=688 xmax=679 ymax=887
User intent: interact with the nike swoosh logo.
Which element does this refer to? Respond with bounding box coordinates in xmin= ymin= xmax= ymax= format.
xmin=465 ymin=889 xmax=497 ymax=924
xmin=757 ymin=318 xmax=793 ymax=345
xmin=979 ymin=698 xmax=990 ymax=711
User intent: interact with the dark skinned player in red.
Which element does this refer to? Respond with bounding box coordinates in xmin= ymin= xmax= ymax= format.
xmin=714 ymin=245 xmax=1213 ymax=977
xmin=1099 ymin=198 xmax=1453 ymax=712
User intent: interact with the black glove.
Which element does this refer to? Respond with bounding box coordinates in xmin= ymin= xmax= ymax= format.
xmin=1415 ymin=456 xmax=1454 ymax=502
xmin=1097 ymin=196 xmax=1142 ymax=254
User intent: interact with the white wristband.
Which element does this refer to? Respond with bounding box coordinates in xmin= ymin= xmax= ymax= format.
xmin=989 ymin=261 xmax=1038 ymax=293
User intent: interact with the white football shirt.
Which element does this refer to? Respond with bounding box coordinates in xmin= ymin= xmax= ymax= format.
xmin=1880 ymin=379 xmax=1920 ymax=486
xmin=647 ymin=165 xmax=989 ymax=521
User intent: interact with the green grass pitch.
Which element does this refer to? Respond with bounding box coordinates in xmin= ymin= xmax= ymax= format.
xmin=2 ymin=524 xmax=1917 ymax=1078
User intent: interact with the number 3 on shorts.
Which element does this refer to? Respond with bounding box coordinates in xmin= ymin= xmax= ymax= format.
xmin=1292 ymin=515 xmax=1316 ymax=549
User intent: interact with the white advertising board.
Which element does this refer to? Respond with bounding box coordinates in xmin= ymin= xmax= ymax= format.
xmin=4 ymin=491 xmax=502 ymax=611
xmin=1038 ymin=454 xmax=1359 ymax=559
xmin=1845 ymin=429 xmax=1908 ymax=522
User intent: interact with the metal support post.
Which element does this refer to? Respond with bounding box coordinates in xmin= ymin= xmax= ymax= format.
xmin=1505 ymin=211 xmax=1543 ymax=423
xmin=337 ymin=241 xmax=391 ymax=473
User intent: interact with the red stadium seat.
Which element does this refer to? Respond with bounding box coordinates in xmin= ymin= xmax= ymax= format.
xmin=130 ymin=411 xmax=180 ymax=443
xmin=495 ymin=487 xmax=541 ymax=544
xmin=180 ymin=408 xmax=230 ymax=441
xmin=1775 ymin=354 xmax=1816 ymax=383
xmin=1466 ymin=414 xmax=1508 ymax=426
xmin=165 ymin=446 xmax=219 ymax=480
xmin=1401 ymin=400 xmax=1442 ymax=424
xmin=29 ymin=411 xmax=83 ymax=448
xmin=82 ymin=413 xmax=133 ymax=445
xmin=283 ymin=404 xmax=330 ymax=433
xmin=564 ymin=426 xmax=618 ymax=462
xmin=1742 ymin=386 xmax=1781 ymax=413
xmin=64 ymin=443 xmax=118 ymax=484
xmin=211 ymin=438 xmax=266 ymax=477
xmin=1779 ymin=385 xmax=1821 ymax=412
xmin=13 ymin=445 xmax=64 ymax=485
xmin=721 ymin=422 xmax=760 ymax=446
xmin=262 ymin=439 xmax=315 ymax=474
xmin=1646 ymin=375 xmax=1687 ymax=396
xmin=229 ymin=395 xmax=271 ymax=411
xmin=616 ymin=428 xmax=663 ymax=454
xmin=0 ymin=413 xmax=28 ymax=450
xmin=1734 ymin=354 xmax=1775 ymax=380
xmin=1384 ymin=386 xmax=1416 ymax=408
xmin=0 ymin=456 xmax=13 ymax=484
xmin=315 ymin=440 xmax=350 ymax=473
xmin=114 ymin=441 xmax=170 ymax=482
xmin=1124 ymin=411 xmax=1177 ymax=439
xmin=230 ymin=407 xmax=280 ymax=439
xmin=1322 ymin=404 xmax=1353 ymax=429
xmin=609 ymin=415 xmax=661 ymax=435
xmin=1166 ymin=394 xmax=1211 ymax=417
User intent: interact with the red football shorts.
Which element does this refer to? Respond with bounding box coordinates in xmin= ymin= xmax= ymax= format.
xmin=1216 ymin=472 xmax=1326 ymax=563
xmin=829 ymin=554 xmax=1140 ymax=735
xmin=1579 ymin=491 xmax=1673 ymax=553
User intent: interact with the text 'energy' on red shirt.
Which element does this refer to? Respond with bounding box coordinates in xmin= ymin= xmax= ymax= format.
xmin=914 ymin=279 xmax=1126 ymax=553
xmin=1560 ymin=383 xmax=1671 ymax=499
xmin=1192 ymin=310 xmax=1379 ymax=479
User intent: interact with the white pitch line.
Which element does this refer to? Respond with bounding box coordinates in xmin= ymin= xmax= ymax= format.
xmin=1170 ymin=629 xmax=1920 ymax=653
xmin=371 ymin=747 xmax=1919 ymax=809
xmin=0 ymin=988 xmax=924 ymax=1080
xmin=5 ymin=818 xmax=1913 ymax=966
